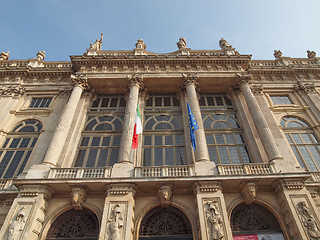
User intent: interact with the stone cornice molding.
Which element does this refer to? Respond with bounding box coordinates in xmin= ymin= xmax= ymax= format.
xmin=273 ymin=179 xmax=305 ymax=193
xmin=127 ymin=73 xmax=144 ymax=89
xmin=193 ymin=181 xmax=221 ymax=194
xmin=71 ymin=74 xmax=91 ymax=91
xmin=106 ymin=184 xmax=135 ymax=196
xmin=0 ymin=85 xmax=25 ymax=98
xmin=19 ymin=185 xmax=54 ymax=200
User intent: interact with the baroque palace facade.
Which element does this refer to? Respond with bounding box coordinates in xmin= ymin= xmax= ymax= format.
xmin=0 ymin=37 xmax=319 ymax=240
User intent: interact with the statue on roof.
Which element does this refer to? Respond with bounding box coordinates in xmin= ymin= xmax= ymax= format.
xmin=219 ymin=38 xmax=233 ymax=50
xmin=307 ymin=50 xmax=316 ymax=58
xmin=273 ymin=50 xmax=282 ymax=59
xmin=37 ymin=51 xmax=45 ymax=61
xmin=89 ymin=33 xmax=103 ymax=51
xmin=177 ymin=37 xmax=187 ymax=49
xmin=0 ymin=51 xmax=10 ymax=60
xmin=135 ymin=39 xmax=146 ymax=50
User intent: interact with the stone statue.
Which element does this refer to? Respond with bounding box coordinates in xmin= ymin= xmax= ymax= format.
xmin=307 ymin=50 xmax=316 ymax=58
xmin=219 ymin=38 xmax=232 ymax=50
xmin=71 ymin=186 xmax=87 ymax=210
xmin=135 ymin=39 xmax=146 ymax=50
xmin=8 ymin=207 xmax=26 ymax=240
xmin=0 ymin=51 xmax=10 ymax=60
xmin=296 ymin=201 xmax=320 ymax=239
xmin=177 ymin=37 xmax=187 ymax=49
xmin=89 ymin=33 xmax=103 ymax=51
xmin=241 ymin=182 xmax=256 ymax=205
xmin=273 ymin=50 xmax=282 ymax=59
xmin=206 ymin=201 xmax=224 ymax=240
xmin=158 ymin=185 xmax=172 ymax=207
xmin=37 ymin=51 xmax=45 ymax=61
xmin=108 ymin=204 xmax=124 ymax=240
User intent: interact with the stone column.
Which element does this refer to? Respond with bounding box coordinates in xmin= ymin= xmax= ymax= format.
xmin=41 ymin=74 xmax=90 ymax=167
xmin=99 ymin=184 xmax=135 ymax=240
xmin=0 ymin=185 xmax=53 ymax=240
xmin=273 ymin=178 xmax=320 ymax=239
xmin=194 ymin=181 xmax=233 ymax=240
xmin=118 ymin=74 xmax=144 ymax=164
xmin=238 ymin=73 xmax=282 ymax=161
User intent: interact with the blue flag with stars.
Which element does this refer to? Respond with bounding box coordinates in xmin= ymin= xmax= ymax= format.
xmin=187 ymin=102 xmax=199 ymax=151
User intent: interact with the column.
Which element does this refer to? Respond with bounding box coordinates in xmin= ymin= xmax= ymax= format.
xmin=194 ymin=181 xmax=233 ymax=239
xmin=238 ymin=73 xmax=282 ymax=161
xmin=182 ymin=73 xmax=210 ymax=162
xmin=118 ymin=74 xmax=144 ymax=164
xmin=99 ymin=184 xmax=135 ymax=240
xmin=42 ymin=74 xmax=90 ymax=166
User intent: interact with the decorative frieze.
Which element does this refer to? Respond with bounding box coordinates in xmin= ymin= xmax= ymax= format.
xmin=250 ymin=84 xmax=263 ymax=94
xmin=295 ymin=82 xmax=316 ymax=93
xmin=0 ymin=85 xmax=25 ymax=98
xmin=296 ymin=201 xmax=320 ymax=238
xmin=273 ymin=179 xmax=305 ymax=193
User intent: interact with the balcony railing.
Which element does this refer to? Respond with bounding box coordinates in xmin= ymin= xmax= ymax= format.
xmin=135 ymin=165 xmax=195 ymax=177
xmin=309 ymin=172 xmax=320 ymax=182
xmin=217 ymin=163 xmax=276 ymax=175
xmin=48 ymin=167 xmax=112 ymax=179
xmin=0 ymin=179 xmax=14 ymax=190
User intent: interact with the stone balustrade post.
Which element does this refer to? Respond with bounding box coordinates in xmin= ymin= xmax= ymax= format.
xmin=118 ymin=74 xmax=144 ymax=164
xmin=42 ymin=74 xmax=91 ymax=167
xmin=182 ymin=73 xmax=210 ymax=163
xmin=237 ymin=73 xmax=282 ymax=161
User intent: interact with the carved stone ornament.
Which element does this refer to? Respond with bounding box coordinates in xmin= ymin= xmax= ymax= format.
xmin=135 ymin=39 xmax=146 ymax=50
xmin=7 ymin=207 xmax=27 ymax=240
xmin=71 ymin=74 xmax=91 ymax=91
xmin=127 ymin=73 xmax=144 ymax=89
xmin=205 ymin=201 xmax=224 ymax=240
xmin=241 ymin=182 xmax=256 ymax=205
xmin=0 ymin=51 xmax=10 ymax=60
xmin=219 ymin=38 xmax=233 ymax=50
xmin=70 ymin=186 xmax=88 ymax=210
xmin=107 ymin=204 xmax=124 ymax=240
xmin=158 ymin=185 xmax=172 ymax=208
xmin=37 ymin=51 xmax=45 ymax=61
xmin=296 ymin=201 xmax=320 ymax=239
xmin=250 ymin=84 xmax=263 ymax=94
xmin=295 ymin=82 xmax=316 ymax=93
xmin=177 ymin=37 xmax=187 ymax=49
xmin=236 ymin=72 xmax=253 ymax=87
xmin=307 ymin=50 xmax=317 ymax=58
xmin=182 ymin=73 xmax=199 ymax=87
xmin=1 ymin=85 xmax=25 ymax=98
xmin=273 ymin=50 xmax=282 ymax=59
xmin=89 ymin=33 xmax=103 ymax=51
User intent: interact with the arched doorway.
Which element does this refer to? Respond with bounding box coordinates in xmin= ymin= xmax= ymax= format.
xmin=231 ymin=203 xmax=285 ymax=239
xmin=46 ymin=208 xmax=99 ymax=240
xmin=139 ymin=206 xmax=193 ymax=240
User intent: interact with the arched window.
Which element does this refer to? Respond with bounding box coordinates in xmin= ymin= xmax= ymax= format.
xmin=281 ymin=116 xmax=320 ymax=171
xmin=0 ymin=120 xmax=42 ymax=178
xmin=200 ymin=94 xmax=250 ymax=164
xmin=139 ymin=206 xmax=193 ymax=240
xmin=75 ymin=96 xmax=125 ymax=167
xmin=143 ymin=94 xmax=185 ymax=166
xmin=46 ymin=208 xmax=99 ymax=240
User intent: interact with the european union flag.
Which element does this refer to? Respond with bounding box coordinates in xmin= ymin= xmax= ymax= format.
xmin=187 ymin=102 xmax=199 ymax=151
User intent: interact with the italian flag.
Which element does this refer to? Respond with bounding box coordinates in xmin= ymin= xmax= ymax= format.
xmin=132 ymin=103 xmax=142 ymax=149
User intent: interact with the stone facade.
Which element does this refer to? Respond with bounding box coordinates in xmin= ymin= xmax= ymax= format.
xmin=0 ymin=39 xmax=320 ymax=239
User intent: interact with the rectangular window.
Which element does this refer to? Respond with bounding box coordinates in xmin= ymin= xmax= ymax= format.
xmin=270 ymin=95 xmax=293 ymax=105
xmin=29 ymin=98 xmax=52 ymax=108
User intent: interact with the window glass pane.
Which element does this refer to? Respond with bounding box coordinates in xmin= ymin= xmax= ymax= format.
xmin=92 ymin=99 xmax=100 ymax=108
xmin=215 ymin=135 xmax=225 ymax=144
xmin=109 ymin=149 xmax=119 ymax=166
xmin=172 ymin=97 xmax=179 ymax=106
xmin=208 ymin=147 xmax=218 ymax=164
xmin=91 ymin=137 xmax=100 ymax=146
xmin=113 ymin=136 xmax=121 ymax=146
xmin=0 ymin=151 xmax=14 ymax=177
xmin=215 ymin=97 xmax=223 ymax=106
xmin=292 ymin=134 xmax=302 ymax=143
xmin=301 ymin=134 xmax=312 ymax=143
xmin=239 ymin=147 xmax=250 ymax=163
xmin=81 ymin=137 xmax=90 ymax=146
xmin=176 ymin=148 xmax=185 ymax=165
xmin=165 ymin=148 xmax=174 ymax=165
xmin=155 ymin=97 xmax=162 ymax=106
xmin=119 ymin=98 xmax=126 ymax=107
xmin=101 ymin=98 xmax=109 ymax=107
xmin=144 ymin=136 xmax=152 ymax=146
xmin=154 ymin=148 xmax=163 ymax=166
xmin=75 ymin=150 xmax=86 ymax=167
xmin=285 ymin=134 xmax=293 ymax=143
xmin=2 ymin=139 xmax=10 ymax=148
xmin=235 ymin=134 xmax=244 ymax=144
xmin=4 ymin=151 xmax=24 ymax=178
xmin=175 ymin=135 xmax=184 ymax=146
xmin=229 ymin=146 xmax=240 ymax=164
xmin=102 ymin=137 xmax=111 ymax=146
xmin=20 ymin=138 xmax=31 ymax=148
xmin=110 ymin=98 xmax=118 ymax=107
xmin=206 ymin=135 xmax=214 ymax=144
xmin=291 ymin=146 xmax=306 ymax=169
xmin=308 ymin=146 xmax=320 ymax=168
xmin=298 ymin=146 xmax=318 ymax=171
xmin=17 ymin=151 xmax=31 ymax=175
xmin=97 ymin=149 xmax=108 ymax=167
xmin=207 ymin=97 xmax=214 ymax=106
xmin=86 ymin=150 xmax=98 ymax=167
xmin=164 ymin=97 xmax=170 ymax=106
xmin=218 ymin=147 xmax=229 ymax=164
xmin=165 ymin=136 xmax=173 ymax=145
xmin=143 ymin=149 xmax=151 ymax=166
xmin=225 ymin=135 xmax=235 ymax=144
xmin=155 ymin=136 xmax=162 ymax=146
xmin=10 ymin=139 xmax=21 ymax=148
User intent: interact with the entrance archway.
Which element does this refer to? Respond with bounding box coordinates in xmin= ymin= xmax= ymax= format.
xmin=46 ymin=208 xmax=99 ymax=240
xmin=231 ymin=203 xmax=285 ymax=239
xmin=139 ymin=206 xmax=193 ymax=240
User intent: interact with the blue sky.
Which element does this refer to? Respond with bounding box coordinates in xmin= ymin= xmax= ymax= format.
xmin=1 ymin=0 xmax=320 ymax=61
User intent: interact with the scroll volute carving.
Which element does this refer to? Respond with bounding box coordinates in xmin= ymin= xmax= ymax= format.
xmin=205 ymin=201 xmax=224 ymax=240
xmin=296 ymin=201 xmax=320 ymax=239
xmin=70 ymin=186 xmax=88 ymax=210
xmin=158 ymin=185 xmax=172 ymax=208
xmin=241 ymin=182 xmax=256 ymax=205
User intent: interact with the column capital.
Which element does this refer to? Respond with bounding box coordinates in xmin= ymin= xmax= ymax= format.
xmin=236 ymin=72 xmax=253 ymax=85
xmin=182 ymin=73 xmax=199 ymax=88
xmin=127 ymin=73 xmax=144 ymax=89
xmin=295 ymin=82 xmax=316 ymax=94
xmin=251 ymin=84 xmax=264 ymax=94
xmin=71 ymin=74 xmax=91 ymax=91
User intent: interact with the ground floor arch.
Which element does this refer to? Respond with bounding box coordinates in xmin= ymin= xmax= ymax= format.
xmin=46 ymin=208 xmax=99 ymax=240
xmin=230 ymin=203 xmax=285 ymax=239
xmin=139 ymin=206 xmax=193 ymax=240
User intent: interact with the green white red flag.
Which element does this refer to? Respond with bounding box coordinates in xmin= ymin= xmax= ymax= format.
xmin=132 ymin=103 xmax=142 ymax=149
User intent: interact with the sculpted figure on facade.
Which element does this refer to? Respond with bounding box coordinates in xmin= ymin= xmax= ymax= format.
xmin=296 ymin=201 xmax=320 ymax=239
xmin=219 ymin=38 xmax=232 ymax=50
xmin=107 ymin=204 xmax=124 ymax=240
xmin=177 ymin=37 xmax=187 ymax=49
xmin=37 ymin=51 xmax=45 ymax=61
xmin=1 ymin=85 xmax=25 ymax=98
xmin=273 ymin=50 xmax=282 ymax=59
xmin=70 ymin=186 xmax=88 ymax=210
xmin=89 ymin=33 xmax=103 ymax=51
xmin=241 ymin=182 xmax=256 ymax=205
xmin=307 ymin=50 xmax=317 ymax=58
xmin=7 ymin=207 xmax=26 ymax=240
xmin=158 ymin=185 xmax=172 ymax=208
xmin=206 ymin=201 xmax=224 ymax=240
xmin=135 ymin=39 xmax=146 ymax=50
xmin=0 ymin=51 xmax=10 ymax=60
